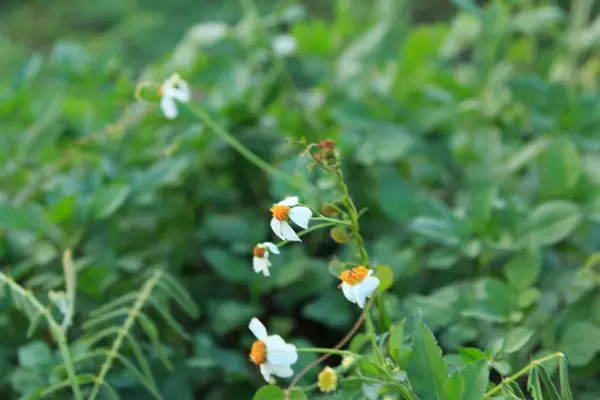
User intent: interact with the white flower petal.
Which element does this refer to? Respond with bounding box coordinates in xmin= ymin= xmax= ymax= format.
xmin=289 ymin=206 xmax=311 ymax=229
xmin=265 ymin=362 xmax=294 ymax=378
xmin=355 ymin=290 xmax=368 ymax=309
xmin=360 ymin=276 xmax=380 ymax=299
xmin=249 ymin=318 xmax=268 ymax=341
xmin=341 ymin=282 xmax=355 ymax=304
xmin=265 ymin=335 xmax=298 ymax=365
xmin=160 ymin=96 xmax=178 ymax=119
xmin=171 ymin=83 xmax=191 ymax=103
xmin=280 ymin=221 xmax=301 ymax=242
xmin=253 ymin=257 xmax=271 ymax=276
xmin=279 ymin=196 xmax=299 ymax=207
xmin=263 ymin=242 xmax=280 ymax=255
xmin=259 ymin=363 xmax=272 ymax=382
xmin=270 ymin=218 xmax=286 ymax=241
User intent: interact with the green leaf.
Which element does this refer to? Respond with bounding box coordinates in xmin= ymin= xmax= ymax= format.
xmin=537 ymin=136 xmax=581 ymax=198
xmin=302 ymin=291 xmax=352 ymax=328
xmin=444 ymin=372 xmax=465 ymax=400
xmin=18 ymin=341 xmax=52 ymax=371
xmin=388 ymin=320 xmax=405 ymax=365
xmin=203 ymin=247 xmax=253 ymax=283
xmin=112 ymin=352 xmax=162 ymax=400
xmin=520 ymin=201 xmax=581 ymax=247
xmin=407 ymin=320 xmax=448 ymax=400
xmin=504 ymin=250 xmax=541 ymax=290
xmin=0 ymin=203 xmax=39 ymax=232
xmin=354 ymin=128 xmax=414 ymax=166
xmin=503 ymin=327 xmax=535 ymax=354
xmin=558 ymin=357 xmax=573 ymax=400
xmin=253 ymin=385 xmax=284 ymax=400
xmin=451 ymin=0 xmax=482 ymax=16
xmin=537 ymin=364 xmax=560 ymax=400
xmin=460 ymin=359 xmax=489 ymax=400
xmin=512 ymin=6 xmax=564 ymax=35
xmin=374 ymin=264 xmax=393 ymax=293
xmin=527 ymin=367 xmax=543 ymax=400
xmin=92 ymin=185 xmax=131 ymax=219
xmin=158 ymin=272 xmax=200 ymax=318
xmin=559 ymin=321 xmax=600 ymax=366
xmin=209 ymin=300 xmax=260 ymax=336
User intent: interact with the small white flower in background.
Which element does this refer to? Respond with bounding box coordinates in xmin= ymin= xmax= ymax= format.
xmin=339 ymin=266 xmax=380 ymax=309
xmin=270 ymin=196 xmax=312 ymax=242
xmin=318 ymin=366 xmax=338 ymax=393
xmin=248 ymin=317 xmax=298 ymax=382
xmin=159 ymin=73 xmax=191 ymax=119
xmin=272 ymin=34 xmax=297 ymax=56
xmin=252 ymin=242 xmax=280 ymax=276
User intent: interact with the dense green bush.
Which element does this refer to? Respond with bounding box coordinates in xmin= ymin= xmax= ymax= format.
xmin=2 ymin=0 xmax=600 ymax=398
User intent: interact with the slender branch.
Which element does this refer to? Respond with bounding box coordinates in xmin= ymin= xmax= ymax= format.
xmin=284 ymin=296 xmax=375 ymax=399
xmin=277 ymin=222 xmax=337 ymax=248
xmin=483 ymin=352 xmax=566 ymax=399
xmin=0 ymin=273 xmax=83 ymax=400
xmin=88 ymin=270 xmax=163 ymax=400
xmin=186 ymin=104 xmax=307 ymax=192
xmin=364 ymin=308 xmax=385 ymax=366
xmin=296 ymin=348 xmax=359 ymax=358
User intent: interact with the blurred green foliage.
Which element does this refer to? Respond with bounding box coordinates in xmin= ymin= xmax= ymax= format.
xmin=2 ymin=0 xmax=600 ymax=398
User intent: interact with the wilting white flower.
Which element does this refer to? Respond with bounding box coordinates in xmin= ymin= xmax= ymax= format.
xmin=272 ymin=34 xmax=297 ymax=56
xmin=252 ymin=242 xmax=280 ymax=276
xmin=269 ymin=196 xmax=312 ymax=242
xmin=248 ymin=318 xmax=298 ymax=382
xmin=159 ymin=73 xmax=191 ymax=119
xmin=339 ymin=266 xmax=380 ymax=309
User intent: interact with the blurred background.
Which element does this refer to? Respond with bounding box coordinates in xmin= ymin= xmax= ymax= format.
xmin=2 ymin=0 xmax=600 ymax=399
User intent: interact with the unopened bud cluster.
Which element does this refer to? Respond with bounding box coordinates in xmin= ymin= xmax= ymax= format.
xmin=314 ymin=139 xmax=338 ymax=165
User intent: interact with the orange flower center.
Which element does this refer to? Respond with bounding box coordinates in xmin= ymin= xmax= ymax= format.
xmin=249 ymin=340 xmax=267 ymax=365
xmin=340 ymin=266 xmax=370 ymax=286
xmin=253 ymin=246 xmax=266 ymax=258
xmin=271 ymin=204 xmax=290 ymax=221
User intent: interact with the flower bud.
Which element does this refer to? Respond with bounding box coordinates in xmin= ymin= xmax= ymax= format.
xmin=322 ymin=203 xmax=341 ymax=216
xmin=317 ymin=366 xmax=338 ymax=393
xmin=330 ymin=227 xmax=351 ymax=243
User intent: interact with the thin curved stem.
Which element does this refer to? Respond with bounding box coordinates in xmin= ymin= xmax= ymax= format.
xmin=296 ymin=348 xmax=359 ymax=358
xmin=285 ymin=296 xmax=375 ymax=399
xmin=0 ymin=273 xmax=83 ymax=400
xmin=364 ymin=308 xmax=385 ymax=366
xmin=483 ymin=352 xmax=565 ymax=399
xmin=186 ymin=104 xmax=306 ymax=192
xmin=277 ymin=222 xmax=337 ymax=248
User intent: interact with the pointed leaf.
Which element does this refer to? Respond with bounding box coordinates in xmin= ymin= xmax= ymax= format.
xmin=444 ymin=372 xmax=465 ymax=400
xmin=407 ymin=320 xmax=448 ymax=400
xmin=90 ymin=293 xmax=137 ymax=318
xmin=558 ymin=357 xmax=572 ymax=400
xmin=158 ymin=273 xmax=199 ymax=317
xmin=538 ymin=364 xmax=560 ymax=400
xmin=123 ymin=333 xmax=159 ymax=394
xmin=148 ymin=297 xmax=191 ymax=340
xmin=139 ymin=312 xmax=173 ymax=370
xmin=111 ymin=351 xmax=162 ymax=400
xmin=461 ymin=359 xmax=489 ymax=400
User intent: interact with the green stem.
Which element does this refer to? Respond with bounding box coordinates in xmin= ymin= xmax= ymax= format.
xmin=296 ymin=347 xmax=359 ymax=358
xmin=344 ymin=377 xmax=416 ymax=400
xmin=88 ymin=271 xmax=163 ymax=400
xmin=277 ymin=222 xmax=337 ymax=248
xmin=0 ymin=273 xmax=83 ymax=400
xmin=363 ymin=308 xmax=385 ymax=366
xmin=483 ymin=352 xmax=565 ymax=399
xmin=186 ymin=104 xmax=305 ymax=192
xmin=311 ymin=216 xmax=351 ymax=225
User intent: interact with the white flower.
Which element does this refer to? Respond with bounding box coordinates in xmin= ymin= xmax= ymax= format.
xmin=252 ymin=242 xmax=280 ymax=276
xmin=248 ymin=318 xmax=298 ymax=382
xmin=339 ymin=266 xmax=380 ymax=309
xmin=159 ymin=73 xmax=191 ymax=119
xmin=272 ymin=34 xmax=297 ymax=56
xmin=269 ymin=196 xmax=312 ymax=242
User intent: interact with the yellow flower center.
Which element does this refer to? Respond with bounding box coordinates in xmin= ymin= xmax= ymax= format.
xmin=340 ymin=266 xmax=370 ymax=285
xmin=270 ymin=204 xmax=290 ymax=221
xmin=249 ymin=340 xmax=267 ymax=365
xmin=253 ymin=246 xmax=266 ymax=258
xmin=318 ymin=366 xmax=338 ymax=393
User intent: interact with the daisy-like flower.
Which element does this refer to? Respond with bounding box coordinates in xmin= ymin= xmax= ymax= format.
xmin=159 ymin=73 xmax=191 ymax=119
xmin=269 ymin=196 xmax=312 ymax=242
xmin=248 ymin=318 xmax=298 ymax=382
xmin=339 ymin=266 xmax=380 ymax=309
xmin=318 ymin=366 xmax=338 ymax=393
xmin=252 ymin=242 xmax=280 ymax=277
